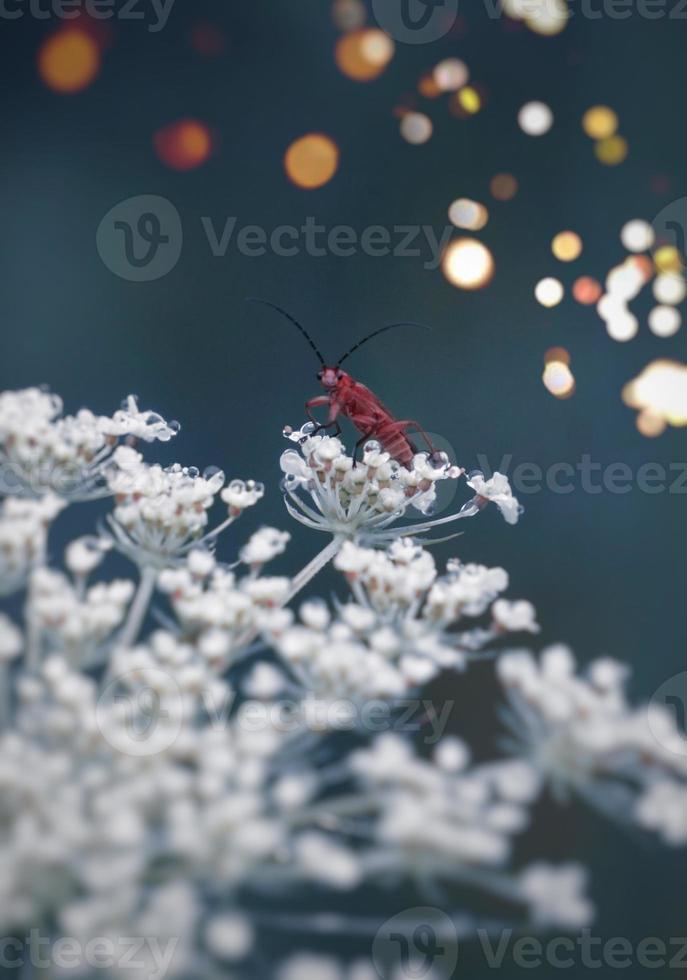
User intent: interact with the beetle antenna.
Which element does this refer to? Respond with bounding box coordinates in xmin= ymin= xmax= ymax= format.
xmin=337 ymin=321 xmax=431 ymax=366
xmin=247 ymin=297 xmax=325 ymax=365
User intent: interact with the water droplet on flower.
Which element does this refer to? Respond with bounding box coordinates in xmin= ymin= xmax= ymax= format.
xmin=146 ymin=413 xmax=163 ymax=426
xmin=228 ymin=479 xmax=246 ymax=492
xmin=203 ymin=466 xmax=224 ymax=481
xmin=364 ymin=440 xmax=382 ymax=454
xmin=429 ymin=450 xmax=449 ymax=468
xmin=283 ymin=425 xmax=293 ymax=437
xmin=169 ymin=419 xmax=181 ymax=434
xmin=467 ymin=469 xmax=484 ymax=481
xmin=302 ymin=422 xmax=316 ymax=435
xmin=187 ymin=466 xmax=199 ymax=478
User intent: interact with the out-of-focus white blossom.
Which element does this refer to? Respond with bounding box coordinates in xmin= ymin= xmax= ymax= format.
xmin=204 ymin=912 xmax=255 ymax=961
xmin=158 ymin=551 xmax=290 ymax=669
xmin=271 ymin=614 xmax=409 ymax=706
xmin=65 ymin=535 xmax=112 ymax=577
xmin=467 ymin=471 xmax=522 ymax=525
xmin=240 ymin=527 xmax=290 ymax=567
xmin=348 ymin=735 xmax=535 ymax=871
xmin=498 ymin=646 xmax=687 ymax=828
xmin=636 ymin=781 xmax=687 ymax=845
xmin=0 ymin=388 xmax=177 ymax=501
xmin=293 ymin=832 xmax=362 ymax=889
xmin=492 ymin=598 xmax=540 ymax=634
xmin=519 ymin=863 xmax=594 ymax=929
xmin=28 ymin=567 xmax=134 ymax=667
xmin=277 ymin=954 xmax=379 ymax=980
xmin=0 ymin=495 xmax=66 ymax=595
xmin=277 ymin=954 xmax=360 ymax=980
xmin=1 ymin=653 xmax=296 ymax=940
xmin=0 ymin=614 xmax=22 ymax=662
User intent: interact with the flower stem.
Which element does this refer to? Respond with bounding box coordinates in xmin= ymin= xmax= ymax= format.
xmin=234 ymin=537 xmax=343 ymax=650
xmin=0 ymin=665 xmax=9 ymax=730
xmin=119 ymin=566 xmax=157 ymax=649
xmin=285 ymin=536 xmax=343 ymax=606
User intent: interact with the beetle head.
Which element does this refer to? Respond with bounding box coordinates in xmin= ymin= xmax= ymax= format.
xmin=317 ymin=366 xmax=345 ymax=389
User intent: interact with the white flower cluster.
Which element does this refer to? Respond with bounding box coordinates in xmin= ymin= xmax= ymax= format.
xmin=158 ymin=546 xmax=290 ymax=670
xmin=106 ymin=449 xmax=223 ymax=566
xmin=0 ymin=389 xmax=680 ymax=977
xmin=105 ymin=447 xmax=265 ymax=568
xmin=0 ymin=651 xmax=290 ymax=959
xmin=289 ymin=734 xmax=593 ymax=930
xmin=498 ymin=646 xmax=687 ymax=836
xmin=0 ymin=388 xmax=178 ymax=501
xmin=0 ymin=613 xmax=22 ymax=663
xmin=0 ymin=494 xmax=65 ymax=595
xmin=350 ymin=734 xmax=536 ymax=868
xmin=268 ymin=540 xmax=537 ymax=704
xmin=281 ymin=426 xmax=516 ymax=544
xmin=28 ymin=566 xmax=133 ymax=668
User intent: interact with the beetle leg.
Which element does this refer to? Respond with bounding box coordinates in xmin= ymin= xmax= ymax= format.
xmin=304 ymin=396 xmax=341 ymax=439
xmin=396 ymin=420 xmax=438 ymax=456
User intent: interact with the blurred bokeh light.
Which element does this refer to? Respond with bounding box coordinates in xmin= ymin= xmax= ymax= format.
xmin=284 ymin=134 xmax=340 ymax=188
xmin=38 ymin=28 xmax=100 ymax=94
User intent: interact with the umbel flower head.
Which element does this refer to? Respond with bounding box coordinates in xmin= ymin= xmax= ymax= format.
xmin=158 ymin=544 xmax=290 ymax=671
xmin=0 ymin=388 xmax=683 ymax=976
xmin=280 ymin=425 xmax=521 ymax=544
xmin=267 ymin=539 xmax=539 ymax=704
xmin=498 ymin=646 xmax=687 ymax=836
xmin=282 ymin=733 xmax=594 ymax=930
xmin=27 ymin=566 xmax=133 ymax=669
xmin=0 ymin=494 xmax=66 ymax=596
xmin=104 ymin=447 xmax=264 ymax=569
xmin=0 ymin=388 xmax=178 ymax=502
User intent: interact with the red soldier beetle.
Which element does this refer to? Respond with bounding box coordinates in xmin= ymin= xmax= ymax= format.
xmin=249 ymin=299 xmax=441 ymax=468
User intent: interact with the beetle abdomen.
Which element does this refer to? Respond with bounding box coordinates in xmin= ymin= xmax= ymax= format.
xmin=375 ymin=421 xmax=416 ymax=467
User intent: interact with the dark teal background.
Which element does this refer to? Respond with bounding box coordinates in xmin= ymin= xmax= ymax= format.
xmin=0 ymin=1 xmax=685 ymax=975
